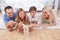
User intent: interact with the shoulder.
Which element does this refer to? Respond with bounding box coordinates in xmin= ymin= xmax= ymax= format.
xmin=26 ymin=13 xmax=31 ymax=18
xmin=26 ymin=13 xmax=30 ymax=16
xmin=3 ymin=14 xmax=7 ymax=18
xmin=35 ymin=13 xmax=41 ymax=18
xmin=36 ymin=12 xmax=42 ymax=16
xmin=2 ymin=14 xmax=9 ymax=23
xmin=13 ymin=12 xmax=16 ymax=17
xmin=13 ymin=12 xmax=16 ymax=15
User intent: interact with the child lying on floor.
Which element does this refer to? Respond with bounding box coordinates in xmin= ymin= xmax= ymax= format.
xmin=15 ymin=8 xmax=33 ymax=32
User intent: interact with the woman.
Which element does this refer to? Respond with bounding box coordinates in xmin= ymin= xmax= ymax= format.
xmin=41 ymin=6 xmax=56 ymax=28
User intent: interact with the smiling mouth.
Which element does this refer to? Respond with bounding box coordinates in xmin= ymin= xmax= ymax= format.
xmin=45 ymin=17 xmax=49 ymax=19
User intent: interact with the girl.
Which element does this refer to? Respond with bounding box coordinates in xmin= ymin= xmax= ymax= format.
xmin=41 ymin=6 xmax=56 ymax=28
xmin=15 ymin=8 xmax=33 ymax=32
xmin=15 ymin=8 xmax=29 ymax=32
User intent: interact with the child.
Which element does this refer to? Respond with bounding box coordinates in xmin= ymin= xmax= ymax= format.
xmin=15 ymin=8 xmax=33 ymax=32
xmin=27 ymin=6 xmax=41 ymax=28
xmin=41 ymin=6 xmax=56 ymax=28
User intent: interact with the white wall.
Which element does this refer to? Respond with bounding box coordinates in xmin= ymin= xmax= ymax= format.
xmin=58 ymin=0 xmax=60 ymax=9
xmin=0 ymin=0 xmax=58 ymax=14
xmin=4 ymin=0 xmax=46 ymax=11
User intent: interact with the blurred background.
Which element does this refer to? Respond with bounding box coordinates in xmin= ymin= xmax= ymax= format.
xmin=0 ymin=0 xmax=60 ymax=29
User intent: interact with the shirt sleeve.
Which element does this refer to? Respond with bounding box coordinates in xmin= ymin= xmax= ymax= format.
xmin=3 ymin=15 xmax=9 ymax=23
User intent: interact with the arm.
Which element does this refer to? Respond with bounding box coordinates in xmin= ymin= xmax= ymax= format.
xmin=5 ymin=21 xmax=15 ymax=28
xmin=49 ymin=20 xmax=56 ymax=26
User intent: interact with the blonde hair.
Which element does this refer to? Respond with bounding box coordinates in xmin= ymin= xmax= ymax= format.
xmin=42 ymin=6 xmax=54 ymax=23
xmin=15 ymin=8 xmax=29 ymax=24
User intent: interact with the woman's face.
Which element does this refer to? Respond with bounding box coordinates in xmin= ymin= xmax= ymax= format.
xmin=42 ymin=9 xmax=50 ymax=19
xmin=19 ymin=11 xmax=25 ymax=19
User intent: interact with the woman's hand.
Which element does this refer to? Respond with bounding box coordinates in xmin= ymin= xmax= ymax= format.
xmin=41 ymin=24 xmax=49 ymax=29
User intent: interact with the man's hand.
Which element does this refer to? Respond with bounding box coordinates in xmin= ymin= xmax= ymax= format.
xmin=5 ymin=20 xmax=15 ymax=31
xmin=9 ymin=21 xmax=14 ymax=26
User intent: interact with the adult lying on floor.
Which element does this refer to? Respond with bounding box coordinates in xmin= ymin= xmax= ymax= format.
xmin=3 ymin=6 xmax=16 ymax=31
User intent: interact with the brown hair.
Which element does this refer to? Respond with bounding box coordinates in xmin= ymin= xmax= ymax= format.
xmin=15 ymin=8 xmax=29 ymax=24
xmin=29 ymin=6 xmax=37 ymax=12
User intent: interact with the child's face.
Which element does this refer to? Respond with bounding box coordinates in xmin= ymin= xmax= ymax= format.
xmin=30 ymin=11 xmax=36 ymax=17
xmin=19 ymin=11 xmax=25 ymax=19
xmin=42 ymin=9 xmax=50 ymax=19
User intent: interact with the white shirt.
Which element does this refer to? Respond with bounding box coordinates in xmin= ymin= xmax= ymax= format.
xmin=27 ymin=12 xmax=42 ymax=26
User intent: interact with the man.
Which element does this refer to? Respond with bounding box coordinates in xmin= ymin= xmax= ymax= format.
xmin=3 ymin=6 xmax=16 ymax=31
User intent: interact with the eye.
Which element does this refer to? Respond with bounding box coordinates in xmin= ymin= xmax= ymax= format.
xmin=45 ymin=12 xmax=47 ymax=13
xmin=8 ymin=13 xmax=11 ymax=14
xmin=43 ymin=10 xmax=47 ymax=13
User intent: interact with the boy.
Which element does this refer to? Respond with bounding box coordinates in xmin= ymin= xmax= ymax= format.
xmin=27 ymin=6 xmax=41 ymax=28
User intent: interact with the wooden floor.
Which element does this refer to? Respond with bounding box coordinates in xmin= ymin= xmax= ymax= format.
xmin=0 ymin=30 xmax=60 ymax=40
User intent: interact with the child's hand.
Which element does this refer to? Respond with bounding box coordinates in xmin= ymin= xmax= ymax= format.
xmin=19 ymin=22 xmax=23 ymax=25
xmin=29 ymin=27 xmax=33 ymax=32
xmin=17 ymin=26 xmax=23 ymax=32
xmin=28 ymin=25 xmax=34 ymax=32
xmin=19 ymin=22 xmax=23 ymax=26
xmin=21 ymin=22 xmax=23 ymax=24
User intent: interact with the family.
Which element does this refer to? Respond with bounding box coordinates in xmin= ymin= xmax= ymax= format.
xmin=3 ymin=6 xmax=56 ymax=32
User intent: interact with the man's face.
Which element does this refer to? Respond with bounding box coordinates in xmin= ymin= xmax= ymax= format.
xmin=6 ymin=9 xmax=13 ymax=18
xmin=30 ymin=11 xmax=36 ymax=17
